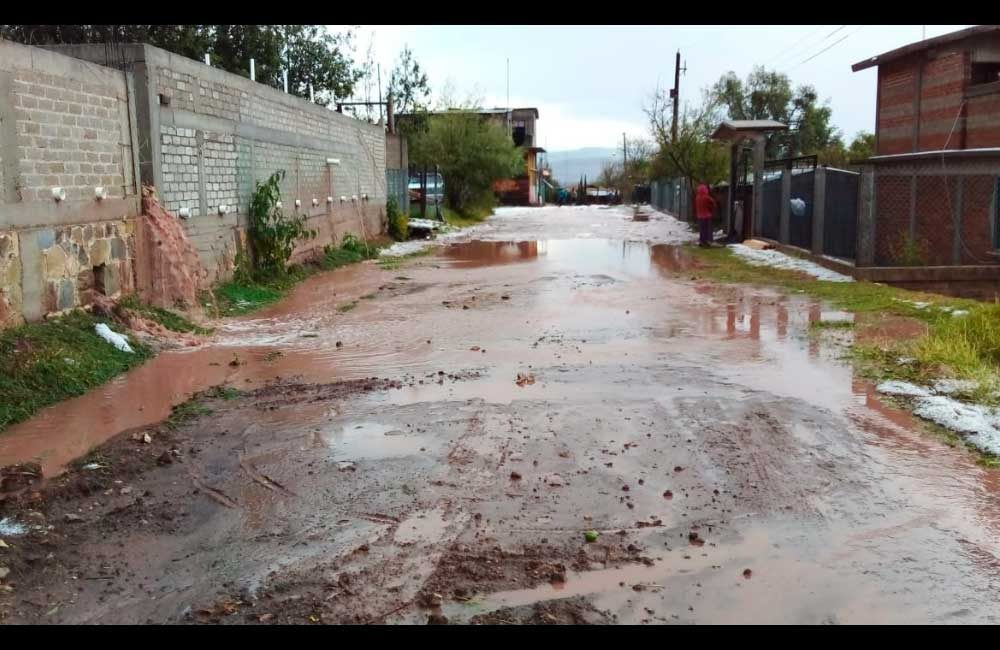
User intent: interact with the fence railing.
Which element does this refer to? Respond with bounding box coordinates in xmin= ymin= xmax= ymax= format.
xmin=650 ymin=178 xmax=690 ymax=219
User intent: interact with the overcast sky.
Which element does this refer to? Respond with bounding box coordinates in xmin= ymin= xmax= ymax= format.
xmin=332 ymin=25 xmax=973 ymax=152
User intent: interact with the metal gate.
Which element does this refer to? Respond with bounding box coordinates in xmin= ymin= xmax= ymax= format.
xmin=386 ymin=168 xmax=409 ymax=214
xmin=760 ymin=176 xmax=782 ymax=240
xmin=789 ymin=170 xmax=814 ymax=249
xmin=822 ymin=168 xmax=859 ymax=260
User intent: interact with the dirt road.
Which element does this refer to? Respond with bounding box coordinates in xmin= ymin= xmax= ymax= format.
xmin=2 ymin=205 xmax=999 ymax=624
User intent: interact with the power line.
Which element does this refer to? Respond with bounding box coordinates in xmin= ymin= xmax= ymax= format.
xmin=793 ymin=26 xmax=864 ymax=69
xmin=766 ymin=25 xmax=826 ymax=65
xmin=783 ymin=25 xmax=848 ymax=70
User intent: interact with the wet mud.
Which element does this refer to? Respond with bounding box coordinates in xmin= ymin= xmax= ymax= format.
xmin=1 ymin=205 xmax=999 ymax=624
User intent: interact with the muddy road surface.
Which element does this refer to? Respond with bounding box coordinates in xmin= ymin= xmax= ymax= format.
xmin=1 ymin=205 xmax=999 ymax=624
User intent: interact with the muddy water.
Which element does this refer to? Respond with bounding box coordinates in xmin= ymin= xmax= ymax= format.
xmin=4 ymin=205 xmax=1000 ymax=624
xmin=0 ymin=236 xmax=695 ymax=476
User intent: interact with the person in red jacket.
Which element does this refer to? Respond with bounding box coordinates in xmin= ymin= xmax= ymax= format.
xmin=695 ymin=183 xmax=717 ymax=247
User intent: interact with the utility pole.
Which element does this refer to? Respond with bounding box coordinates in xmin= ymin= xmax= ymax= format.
xmin=377 ymin=64 xmax=383 ymax=124
xmin=622 ymin=132 xmax=628 ymax=205
xmin=671 ymin=50 xmax=681 ymax=143
xmin=506 ymin=57 xmax=511 ymax=138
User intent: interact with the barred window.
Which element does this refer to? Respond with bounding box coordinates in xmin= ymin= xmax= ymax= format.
xmin=971 ymin=62 xmax=1000 ymax=86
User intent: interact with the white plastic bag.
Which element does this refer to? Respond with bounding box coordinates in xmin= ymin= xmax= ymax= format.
xmin=95 ymin=323 xmax=134 ymax=353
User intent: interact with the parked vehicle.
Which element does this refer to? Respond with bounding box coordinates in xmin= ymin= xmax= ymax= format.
xmin=408 ymin=173 xmax=445 ymax=204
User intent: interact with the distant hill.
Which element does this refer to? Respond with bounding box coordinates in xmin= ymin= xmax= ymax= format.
xmin=545 ymin=147 xmax=617 ymax=186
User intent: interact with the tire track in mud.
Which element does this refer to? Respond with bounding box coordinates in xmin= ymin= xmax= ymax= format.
xmin=260 ymin=401 xmax=500 ymax=623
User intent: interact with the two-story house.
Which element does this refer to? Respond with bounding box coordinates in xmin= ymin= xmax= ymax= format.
xmin=398 ymin=107 xmax=545 ymax=207
xmin=852 ymin=25 xmax=1000 ymax=268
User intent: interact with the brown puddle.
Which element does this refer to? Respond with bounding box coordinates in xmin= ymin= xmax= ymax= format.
xmin=442 ymin=240 xmax=698 ymax=275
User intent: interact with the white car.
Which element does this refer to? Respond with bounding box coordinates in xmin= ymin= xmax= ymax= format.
xmin=408 ymin=174 xmax=445 ymax=204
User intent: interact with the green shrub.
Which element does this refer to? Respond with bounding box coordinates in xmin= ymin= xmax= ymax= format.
xmin=247 ymin=170 xmax=316 ymax=281
xmin=889 ymin=233 xmax=929 ymax=267
xmin=387 ymin=195 xmax=409 ymax=241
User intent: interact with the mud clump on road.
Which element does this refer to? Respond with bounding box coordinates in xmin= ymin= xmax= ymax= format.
xmin=468 ymin=596 xmax=613 ymax=625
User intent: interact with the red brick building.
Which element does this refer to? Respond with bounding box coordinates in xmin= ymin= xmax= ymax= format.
xmin=852 ymin=26 xmax=1000 ymax=270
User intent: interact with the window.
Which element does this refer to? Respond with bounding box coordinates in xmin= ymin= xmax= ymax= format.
xmin=512 ymin=120 xmax=527 ymax=147
xmin=971 ymin=62 xmax=1000 ymax=86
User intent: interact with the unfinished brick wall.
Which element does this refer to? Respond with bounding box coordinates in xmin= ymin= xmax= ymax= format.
xmin=966 ymin=91 xmax=1000 ymax=149
xmin=876 ymin=51 xmax=969 ymax=155
xmin=871 ymin=157 xmax=1000 ymax=267
xmin=917 ymin=52 xmax=967 ymax=151
xmin=872 ymin=31 xmax=1000 ymax=156
xmin=961 ymin=175 xmax=999 ymax=264
xmin=914 ymin=175 xmax=957 ymax=265
xmin=876 ymin=59 xmax=919 ymax=156
xmin=874 ymin=175 xmax=916 ymax=265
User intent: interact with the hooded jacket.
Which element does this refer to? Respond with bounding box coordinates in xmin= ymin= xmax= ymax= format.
xmin=695 ymin=184 xmax=716 ymax=220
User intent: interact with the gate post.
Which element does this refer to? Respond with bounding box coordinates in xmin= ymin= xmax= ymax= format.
xmin=779 ymin=168 xmax=791 ymax=244
xmin=752 ymin=136 xmax=766 ymax=237
xmin=812 ymin=167 xmax=826 ymax=255
xmin=856 ymin=165 xmax=876 ymax=267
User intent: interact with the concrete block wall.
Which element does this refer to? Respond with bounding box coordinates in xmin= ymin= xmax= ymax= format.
xmin=0 ymin=39 xmax=140 ymax=326
xmin=49 ymin=42 xmax=390 ymax=282
xmin=141 ymin=44 xmax=388 ymax=279
xmin=0 ymin=38 xmax=395 ymax=327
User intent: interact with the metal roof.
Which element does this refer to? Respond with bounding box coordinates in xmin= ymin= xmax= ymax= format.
xmin=851 ymin=25 xmax=1000 ymax=72
xmin=711 ymin=119 xmax=787 ymax=141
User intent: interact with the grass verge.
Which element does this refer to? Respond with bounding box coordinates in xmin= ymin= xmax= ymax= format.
xmin=0 ymin=310 xmax=153 ymax=431
xmin=208 ymin=235 xmax=384 ymax=317
xmin=119 ymin=295 xmax=213 ymax=335
xmin=378 ymin=246 xmax=438 ymax=271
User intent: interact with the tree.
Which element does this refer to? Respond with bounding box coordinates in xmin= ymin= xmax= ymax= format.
xmin=645 ymin=88 xmax=728 ymax=202
xmin=598 ymin=161 xmax=622 ymax=192
xmin=275 ymin=26 xmax=359 ymax=107
xmin=847 ymin=131 xmax=876 ymax=162
xmin=0 ymin=25 xmax=212 ymax=60
xmin=388 ymin=46 xmax=430 ymax=115
xmin=408 ymin=108 xmax=523 ymax=214
xmin=710 ymin=66 xmax=840 ymax=158
xmin=596 ymin=139 xmax=652 ymax=202
xmin=816 ymin=131 xmax=875 ymax=169
xmin=816 ymin=138 xmax=849 ymax=168
xmin=0 ymin=25 xmax=361 ymax=107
